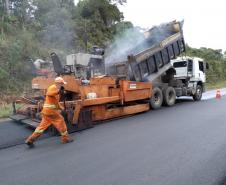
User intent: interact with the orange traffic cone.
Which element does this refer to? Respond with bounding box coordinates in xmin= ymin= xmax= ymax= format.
xmin=216 ymin=89 xmax=221 ymax=99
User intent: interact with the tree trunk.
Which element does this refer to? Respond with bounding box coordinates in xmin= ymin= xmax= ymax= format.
xmin=1 ymin=15 xmax=4 ymax=36
xmin=5 ymin=0 xmax=10 ymax=15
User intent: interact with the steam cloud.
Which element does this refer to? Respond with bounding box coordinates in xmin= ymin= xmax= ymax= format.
xmin=105 ymin=27 xmax=146 ymax=64
xmin=105 ymin=20 xmax=183 ymax=65
xmin=36 ymin=2 xmax=75 ymax=57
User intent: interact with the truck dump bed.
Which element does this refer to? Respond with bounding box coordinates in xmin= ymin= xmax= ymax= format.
xmin=107 ymin=21 xmax=185 ymax=82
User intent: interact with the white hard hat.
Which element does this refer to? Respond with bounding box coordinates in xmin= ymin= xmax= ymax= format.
xmin=55 ymin=77 xmax=67 ymax=84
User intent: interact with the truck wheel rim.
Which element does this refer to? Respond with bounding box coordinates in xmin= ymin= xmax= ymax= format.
xmin=169 ymin=91 xmax=174 ymax=100
xmin=154 ymin=93 xmax=160 ymax=103
xmin=197 ymin=88 xmax=201 ymax=97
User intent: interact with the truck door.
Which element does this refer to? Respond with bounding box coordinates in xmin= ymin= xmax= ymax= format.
xmin=198 ymin=61 xmax=206 ymax=82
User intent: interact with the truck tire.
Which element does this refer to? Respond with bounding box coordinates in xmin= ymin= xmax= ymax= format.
xmin=163 ymin=86 xmax=176 ymax=106
xmin=193 ymin=85 xmax=202 ymax=101
xmin=150 ymin=87 xmax=163 ymax=109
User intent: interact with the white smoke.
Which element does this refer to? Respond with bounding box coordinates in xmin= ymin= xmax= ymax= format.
xmin=105 ymin=20 xmax=183 ymax=65
xmin=105 ymin=27 xmax=146 ymax=64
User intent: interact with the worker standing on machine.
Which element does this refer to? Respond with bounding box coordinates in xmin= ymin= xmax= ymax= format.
xmin=25 ymin=77 xmax=74 ymax=148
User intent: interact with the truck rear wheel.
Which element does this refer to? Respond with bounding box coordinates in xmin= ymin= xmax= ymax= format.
xmin=150 ymin=87 xmax=163 ymax=109
xmin=193 ymin=85 xmax=202 ymax=101
xmin=163 ymin=86 xmax=176 ymax=106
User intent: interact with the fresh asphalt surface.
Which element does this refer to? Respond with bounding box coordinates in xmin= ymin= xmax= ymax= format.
xmin=0 ymin=121 xmax=50 ymax=149
xmin=1 ymin=90 xmax=226 ymax=185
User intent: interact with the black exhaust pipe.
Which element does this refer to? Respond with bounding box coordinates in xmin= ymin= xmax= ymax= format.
xmin=50 ymin=52 xmax=64 ymax=75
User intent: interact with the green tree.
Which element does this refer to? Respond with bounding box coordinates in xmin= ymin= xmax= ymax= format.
xmin=10 ymin=0 xmax=33 ymax=29
xmin=0 ymin=0 xmax=131 ymax=97
xmin=73 ymin=0 xmax=125 ymax=51
xmin=0 ymin=0 xmax=10 ymax=36
xmin=32 ymin=0 xmax=75 ymax=51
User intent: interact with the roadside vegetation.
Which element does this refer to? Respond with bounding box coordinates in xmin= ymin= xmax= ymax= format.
xmin=1 ymin=0 xmax=226 ymax=118
xmin=206 ymin=80 xmax=226 ymax=90
xmin=0 ymin=103 xmax=12 ymax=118
xmin=0 ymin=0 xmax=130 ymax=98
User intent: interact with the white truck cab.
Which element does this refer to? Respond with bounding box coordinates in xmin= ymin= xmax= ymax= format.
xmin=171 ymin=56 xmax=209 ymax=101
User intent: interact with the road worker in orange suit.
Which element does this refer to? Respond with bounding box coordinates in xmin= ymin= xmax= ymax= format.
xmin=25 ymin=76 xmax=73 ymax=147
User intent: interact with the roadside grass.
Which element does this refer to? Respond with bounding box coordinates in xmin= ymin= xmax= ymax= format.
xmin=206 ymin=80 xmax=226 ymax=90
xmin=0 ymin=103 xmax=12 ymax=118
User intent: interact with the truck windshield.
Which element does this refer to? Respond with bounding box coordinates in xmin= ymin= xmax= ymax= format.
xmin=173 ymin=61 xmax=187 ymax=68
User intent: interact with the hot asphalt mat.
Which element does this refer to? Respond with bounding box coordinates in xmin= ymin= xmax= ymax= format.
xmin=0 ymin=120 xmax=51 ymax=150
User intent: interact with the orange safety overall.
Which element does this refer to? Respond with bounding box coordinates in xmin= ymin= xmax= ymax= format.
xmin=26 ymin=84 xmax=71 ymax=143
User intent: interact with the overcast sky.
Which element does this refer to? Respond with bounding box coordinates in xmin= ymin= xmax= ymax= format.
xmin=75 ymin=0 xmax=226 ymax=51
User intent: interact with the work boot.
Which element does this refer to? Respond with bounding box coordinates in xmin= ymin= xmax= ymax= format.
xmin=62 ymin=138 xmax=74 ymax=144
xmin=25 ymin=140 xmax=35 ymax=148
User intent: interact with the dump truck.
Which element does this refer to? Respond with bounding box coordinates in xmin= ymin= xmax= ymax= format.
xmin=106 ymin=21 xmax=208 ymax=108
xmin=10 ymin=20 xmax=208 ymax=134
